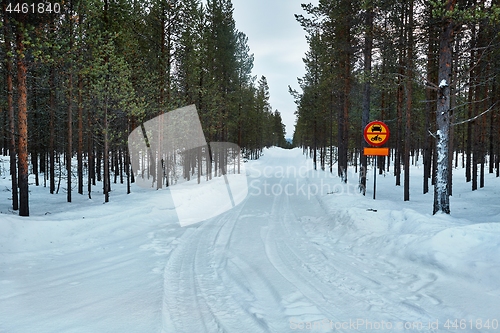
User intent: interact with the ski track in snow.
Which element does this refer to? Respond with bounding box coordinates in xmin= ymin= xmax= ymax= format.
xmin=159 ymin=150 xmax=500 ymax=333
xmin=1 ymin=149 xmax=500 ymax=332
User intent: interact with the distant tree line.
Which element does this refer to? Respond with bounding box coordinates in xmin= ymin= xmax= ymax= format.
xmin=291 ymin=0 xmax=500 ymax=214
xmin=0 ymin=0 xmax=287 ymax=216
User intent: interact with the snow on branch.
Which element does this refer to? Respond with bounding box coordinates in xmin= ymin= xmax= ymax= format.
xmin=452 ymin=102 xmax=498 ymax=126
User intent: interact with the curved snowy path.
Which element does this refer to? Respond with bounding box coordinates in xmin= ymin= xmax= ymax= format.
xmin=160 ymin=149 xmax=476 ymax=333
xmin=2 ymin=149 xmax=498 ymax=332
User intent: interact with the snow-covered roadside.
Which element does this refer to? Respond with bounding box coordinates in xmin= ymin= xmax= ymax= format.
xmin=0 ymin=156 xmax=187 ymax=333
xmin=310 ymin=154 xmax=500 ymax=290
xmin=288 ymin=149 xmax=500 ymax=330
xmin=1 ymin=148 xmax=500 ymax=333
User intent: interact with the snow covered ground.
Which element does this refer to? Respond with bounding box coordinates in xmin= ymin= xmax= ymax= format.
xmin=1 ymin=148 xmax=499 ymax=333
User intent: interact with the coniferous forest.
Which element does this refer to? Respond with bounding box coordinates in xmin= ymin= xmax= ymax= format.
xmin=291 ymin=0 xmax=500 ymax=214
xmin=1 ymin=0 xmax=288 ymax=216
xmin=1 ymin=0 xmax=500 ymax=218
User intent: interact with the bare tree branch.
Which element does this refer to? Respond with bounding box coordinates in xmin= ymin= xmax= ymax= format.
xmin=452 ymin=102 xmax=498 ymax=126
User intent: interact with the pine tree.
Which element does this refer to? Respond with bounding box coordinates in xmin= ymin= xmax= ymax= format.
xmin=14 ymin=13 xmax=29 ymax=216
xmin=433 ymin=0 xmax=456 ymax=214
xmin=2 ymin=1 xmax=18 ymax=211
xmin=360 ymin=0 xmax=374 ymax=195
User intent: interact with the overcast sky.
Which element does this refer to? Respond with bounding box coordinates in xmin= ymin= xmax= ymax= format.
xmin=232 ymin=0 xmax=318 ymax=138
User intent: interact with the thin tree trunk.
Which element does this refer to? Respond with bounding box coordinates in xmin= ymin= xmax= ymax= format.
xmin=489 ymin=97 xmax=495 ymax=174
xmin=379 ymin=50 xmax=387 ymax=175
xmin=360 ymin=3 xmax=373 ymax=195
xmin=448 ymin=37 xmax=459 ymax=196
xmin=404 ymin=0 xmax=413 ymax=201
xmin=126 ymin=149 xmax=131 ymax=194
xmin=497 ymin=98 xmax=500 ymax=177
xmin=50 ymin=68 xmax=56 ymax=194
xmin=87 ymin=105 xmax=93 ymax=199
xmin=16 ymin=22 xmax=29 ymax=216
xmin=119 ymin=149 xmax=124 ymax=184
xmin=313 ymin=120 xmax=317 ymax=171
xmin=0 ymin=106 xmax=4 ymax=157
xmin=104 ymin=107 xmax=110 ymax=202
xmin=466 ymin=24 xmax=476 ymax=184
xmin=78 ymin=74 xmax=84 ymax=195
xmin=479 ymin=79 xmax=487 ymax=189
xmin=67 ymin=1 xmax=73 ymax=203
xmin=67 ymin=69 xmax=73 ymax=203
xmin=423 ymin=20 xmax=436 ymax=194
xmin=342 ymin=60 xmax=350 ymax=183
xmin=395 ymin=73 xmax=403 ymax=186
xmin=32 ymin=74 xmax=39 ymax=187
xmin=395 ymin=5 xmax=405 ymax=187
xmin=329 ymin=85 xmax=334 ymax=174
xmin=3 ymin=6 xmax=18 ymax=210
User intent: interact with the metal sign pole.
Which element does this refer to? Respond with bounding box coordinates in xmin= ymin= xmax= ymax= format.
xmin=363 ymin=121 xmax=390 ymax=201
xmin=373 ymin=156 xmax=377 ymax=200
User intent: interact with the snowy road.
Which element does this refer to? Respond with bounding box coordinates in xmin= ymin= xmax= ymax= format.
xmin=1 ymin=148 xmax=499 ymax=333
xmin=160 ymin=149 xmax=500 ymax=332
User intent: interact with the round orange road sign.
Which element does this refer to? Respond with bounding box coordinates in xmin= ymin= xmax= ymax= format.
xmin=364 ymin=121 xmax=390 ymax=147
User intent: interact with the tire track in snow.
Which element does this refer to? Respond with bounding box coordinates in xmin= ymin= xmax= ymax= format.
xmin=263 ymin=175 xmax=456 ymax=330
xmin=160 ymin=150 xmax=462 ymax=332
xmin=264 ymin=188 xmax=387 ymax=323
xmin=161 ymin=200 xmax=270 ymax=333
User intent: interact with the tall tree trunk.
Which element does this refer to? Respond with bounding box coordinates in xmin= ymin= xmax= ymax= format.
xmin=31 ymin=75 xmax=40 ymax=186
xmin=313 ymin=120 xmax=317 ymax=170
xmin=104 ymin=105 xmax=110 ymax=203
xmin=337 ymin=14 xmax=351 ymax=183
xmin=395 ymin=73 xmax=403 ymax=186
xmin=87 ymin=105 xmax=93 ymax=199
xmin=395 ymin=5 xmax=405 ymax=187
xmin=49 ymin=68 xmax=56 ymax=194
xmin=16 ymin=21 xmax=29 ymax=217
xmin=103 ymin=0 xmax=110 ymax=202
xmin=379 ymin=89 xmax=385 ymax=175
xmin=67 ymin=1 xmax=74 ymax=203
xmin=404 ymin=0 xmax=413 ymax=201
xmin=32 ymin=74 xmax=39 ymax=187
xmin=479 ymin=75 xmax=487 ymax=189
xmin=491 ymin=75 xmax=498 ymax=176
xmin=3 ymin=7 xmax=18 ymax=210
xmin=0 ymin=106 xmax=3 ymax=156
xmin=360 ymin=2 xmax=373 ymax=195
xmin=67 ymin=68 xmax=73 ymax=203
xmin=77 ymin=8 xmax=84 ymax=196
xmin=448 ymin=37 xmax=459 ymax=196
xmin=479 ymin=25 xmax=490 ymax=188
xmin=126 ymin=149 xmax=131 ymax=194
xmin=497 ymin=91 xmax=500 ymax=177
xmin=423 ymin=17 xmax=437 ymax=194
xmin=78 ymin=74 xmax=84 ymax=195
xmin=433 ymin=0 xmax=456 ymax=215
xmin=329 ymin=83 xmax=334 ymax=174
xmin=1 ymin=106 xmax=6 ymax=156
xmin=489 ymin=95 xmax=495 ymax=174
xmin=466 ymin=24 xmax=476 ymax=184
xmin=342 ymin=59 xmax=350 ymax=183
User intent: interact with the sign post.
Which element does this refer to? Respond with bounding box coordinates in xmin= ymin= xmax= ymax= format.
xmin=363 ymin=121 xmax=390 ymax=199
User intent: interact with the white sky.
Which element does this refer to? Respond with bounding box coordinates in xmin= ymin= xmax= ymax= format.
xmin=232 ymin=0 xmax=318 ymax=138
